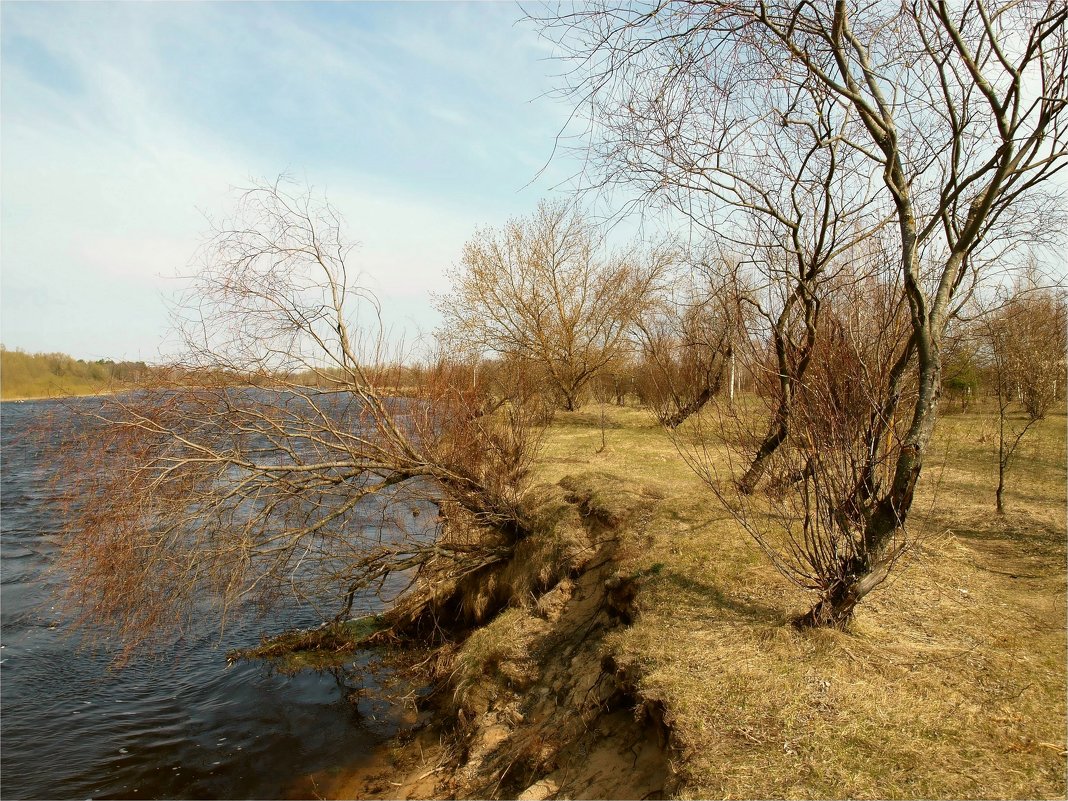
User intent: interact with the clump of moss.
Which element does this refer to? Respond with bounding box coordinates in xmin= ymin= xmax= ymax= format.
xmin=228 ymin=615 xmax=387 ymax=672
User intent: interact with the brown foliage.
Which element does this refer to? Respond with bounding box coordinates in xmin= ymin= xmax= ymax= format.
xmin=436 ymin=200 xmax=669 ymax=410
xmin=51 ymin=181 xmax=544 ymax=659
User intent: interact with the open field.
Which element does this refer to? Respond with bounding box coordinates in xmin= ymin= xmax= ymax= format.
xmin=536 ymin=402 xmax=1067 ymax=799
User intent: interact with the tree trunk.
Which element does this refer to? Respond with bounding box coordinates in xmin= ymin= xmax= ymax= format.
xmin=555 ymin=378 xmax=581 ymax=411
xmin=795 ymin=552 xmax=898 ymax=629
xmin=798 ymin=363 xmax=934 ymax=626
xmin=662 ymin=364 xmax=723 ymax=429
xmin=739 ymin=413 xmax=789 ymax=494
xmin=739 ymin=291 xmax=818 ymax=494
xmin=728 ymin=348 xmax=736 ymax=406
xmin=795 ymin=152 xmax=943 ymax=628
xmin=798 ymin=243 xmax=938 ymax=627
xmin=793 ymin=585 xmax=858 ymax=629
xmin=996 ymin=393 xmax=1007 ymax=513
xmin=663 ymin=385 xmax=713 ymax=429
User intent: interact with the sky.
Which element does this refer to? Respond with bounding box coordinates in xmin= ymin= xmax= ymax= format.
xmin=1 ymin=2 xmax=585 ymax=361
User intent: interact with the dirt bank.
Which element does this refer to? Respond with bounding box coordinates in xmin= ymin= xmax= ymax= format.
xmin=288 ymin=471 xmax=677 ymax=800
xmin=280 ymin=405 xmax=1066 ymax=799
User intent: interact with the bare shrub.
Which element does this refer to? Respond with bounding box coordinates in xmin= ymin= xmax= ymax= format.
xmin=687 ymin=271 xmax=916 ymax=627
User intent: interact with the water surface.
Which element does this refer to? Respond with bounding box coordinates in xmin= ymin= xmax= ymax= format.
xmin=1 ymin=397 xmax=404 ymax=800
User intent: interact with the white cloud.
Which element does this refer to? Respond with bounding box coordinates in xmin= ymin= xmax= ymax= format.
xmin=1 ymin=2 xmax=587 ymax=360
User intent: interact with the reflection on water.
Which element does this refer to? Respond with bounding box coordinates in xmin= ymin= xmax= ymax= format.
xmin=1 ymin=397 xmax=407 ymax=800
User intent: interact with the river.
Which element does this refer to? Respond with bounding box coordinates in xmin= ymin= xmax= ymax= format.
xmin=0 ymin=397 xmax=407 ymax=800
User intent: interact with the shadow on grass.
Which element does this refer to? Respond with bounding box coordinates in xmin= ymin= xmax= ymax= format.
xmin=657 ymin=568 xmax=787 ymax=626
xmin=932 ymin=513 xmax=1067 ymax=572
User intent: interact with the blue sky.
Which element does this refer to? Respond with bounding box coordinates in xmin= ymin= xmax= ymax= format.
xmin=1 ymin=2 xmax=583 ymax=361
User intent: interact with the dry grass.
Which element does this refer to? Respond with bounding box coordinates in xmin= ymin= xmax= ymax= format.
xmin=451 ymin=607 xmax=549 ymax=713
xmin=537 ymin=401 xmax=1067 ymax=799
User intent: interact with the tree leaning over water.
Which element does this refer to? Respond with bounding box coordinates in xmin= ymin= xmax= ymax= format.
xmin=538 ymin=0 xmax=1068 ymax=626
xmin=55 ymin=181 xmax=544 ymax=658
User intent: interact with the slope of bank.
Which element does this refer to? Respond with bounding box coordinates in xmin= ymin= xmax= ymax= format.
xmin=289 ymin=469 xmax=675 ymax=800
xmin=292 ymin=404 xmax=1065 ymax=800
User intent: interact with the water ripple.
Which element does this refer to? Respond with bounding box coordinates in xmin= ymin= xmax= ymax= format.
xmin=1 ymin=398 xmax=400 ymax=800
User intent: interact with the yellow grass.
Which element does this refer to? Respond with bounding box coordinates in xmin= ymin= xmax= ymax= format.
xmin=537 ymin=401 xmax=1067 ymax=799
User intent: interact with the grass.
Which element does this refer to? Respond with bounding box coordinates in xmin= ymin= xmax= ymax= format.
xmin=536 ymin=400 xmax=1066 ymax=799
xmin=452 ymin=607 xmax=549 ymax=713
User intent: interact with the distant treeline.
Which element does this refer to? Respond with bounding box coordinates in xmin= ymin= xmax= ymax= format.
xmin=0 ymin=346 xmax=157 ymax=400
xmin=0 ymin=346 xmax=432 ymax=401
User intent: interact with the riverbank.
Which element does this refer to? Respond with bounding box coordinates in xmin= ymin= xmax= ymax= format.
xmin=0 ymin=347 xmax=149 ymax=400
xmin=294 ymin=404 xmax=1065 ymax=799
xmin=283 ymin=467 xmax=673 ymax=800
xmin=0 ymin=389 xmax=120 ymax=402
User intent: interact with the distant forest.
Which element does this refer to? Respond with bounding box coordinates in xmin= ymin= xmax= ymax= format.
xmin=0 ymin=347 xmax=154 ymax=400
xmin=0 ymin=346 xmax=426 ymax=400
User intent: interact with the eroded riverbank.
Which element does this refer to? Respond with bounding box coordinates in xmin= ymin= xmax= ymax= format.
xmin=265 ymin=471 xmax=678 ymax=800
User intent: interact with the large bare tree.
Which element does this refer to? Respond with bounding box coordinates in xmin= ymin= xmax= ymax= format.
xmin=437 ymin=200 xmax=669 ymax=411
xmin=538 ymin=0 xmax=1068 ymax=625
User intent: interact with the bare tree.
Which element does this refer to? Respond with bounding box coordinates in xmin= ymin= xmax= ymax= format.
xmin=687 ymin=268 xmax=917 ymax=624
xmin=545 ymin=9 xmax=887 ymax=488
xmin=538 ymin=0 xmax=1068 ymax=625
xmin=436 ymin=200 xmax=669 ymax=411
xmin=54 ymin=181 xmax=543 ymax=657
xmin=999 ymin=288 xmax=1068 ymax=421
xmin=980 ymin=283 xmax=1067 ymax=512
xmin=634 ymin=255 xmax=749 ymax=428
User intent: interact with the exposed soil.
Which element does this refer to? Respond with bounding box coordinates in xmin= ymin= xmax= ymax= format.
xmin=287 ymin=472 xmax=676 ymax=800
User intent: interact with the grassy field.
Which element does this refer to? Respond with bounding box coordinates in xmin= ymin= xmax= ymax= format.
xmin=536 ymin=401 xmax=1066 ymax=799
